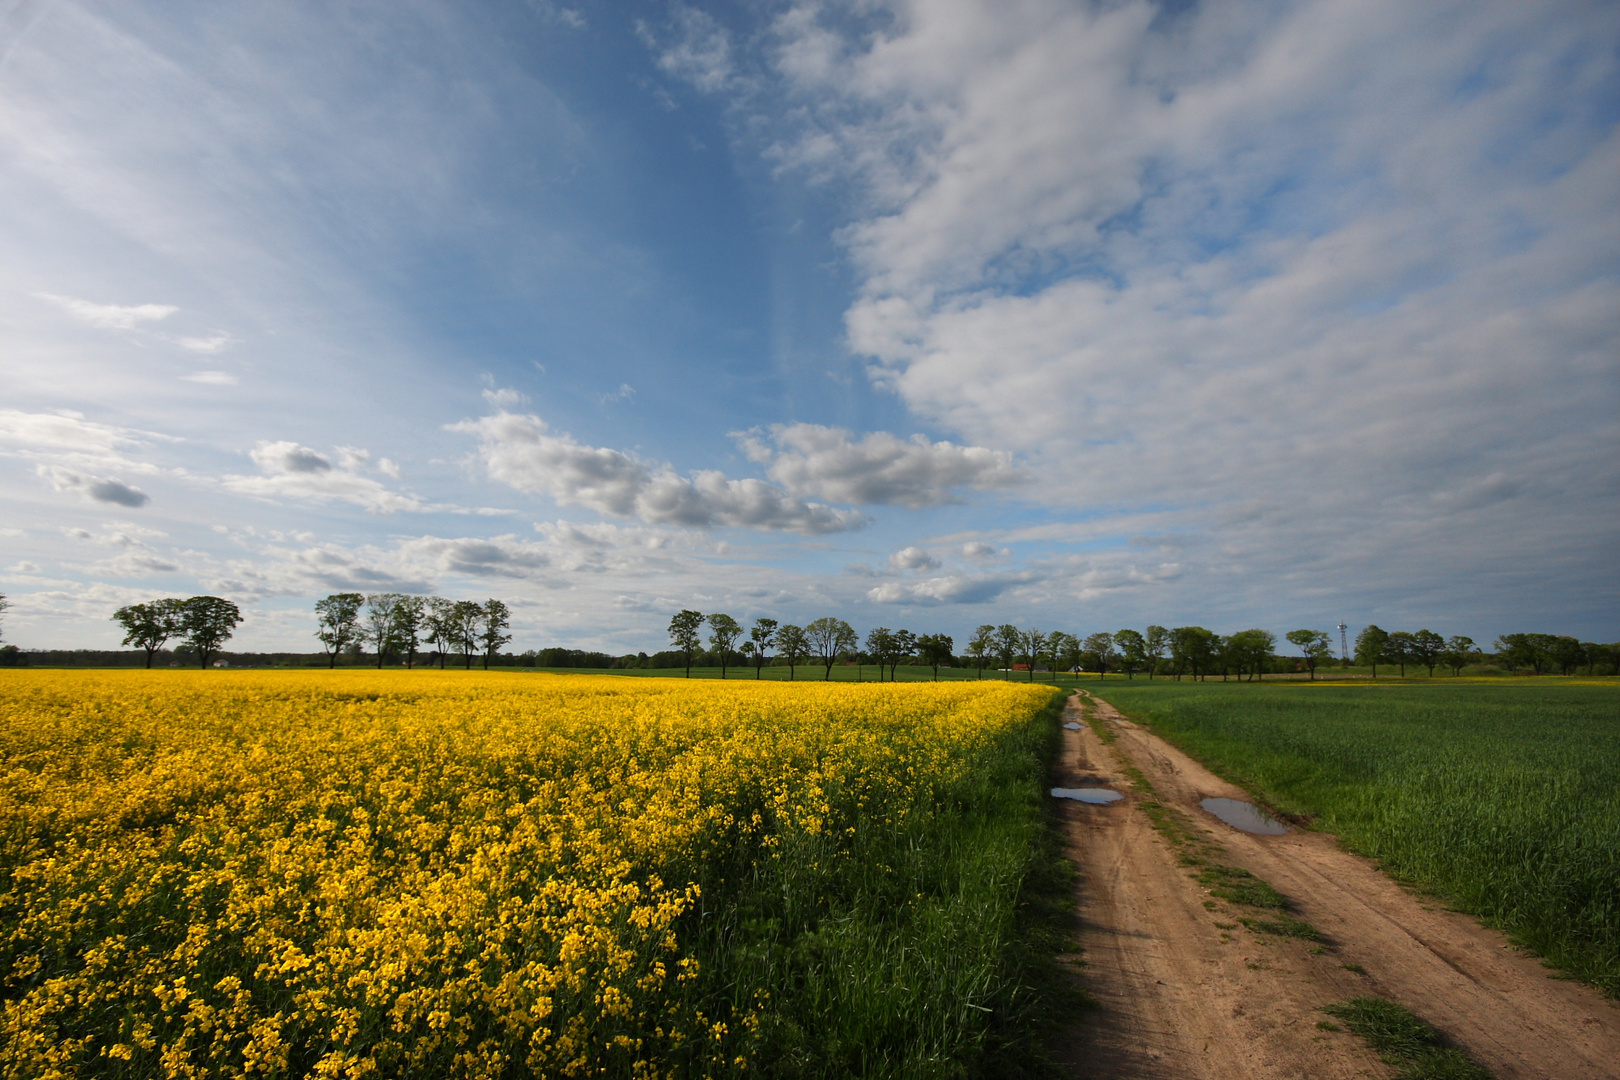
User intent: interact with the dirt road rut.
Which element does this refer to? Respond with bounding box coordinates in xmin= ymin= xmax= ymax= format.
xmin=1051 ymin=691 xmax=1619 ymax=1080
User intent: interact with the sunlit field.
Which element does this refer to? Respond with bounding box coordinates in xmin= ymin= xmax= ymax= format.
xmin=1090 ymin=679 xmax=1620 ymax=994
xmin=0 ymin=670 xmax=1064 ymax=1079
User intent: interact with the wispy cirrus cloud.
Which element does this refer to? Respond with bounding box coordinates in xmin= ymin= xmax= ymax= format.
xmin=32 ymin=292 xmax=177 ymax=330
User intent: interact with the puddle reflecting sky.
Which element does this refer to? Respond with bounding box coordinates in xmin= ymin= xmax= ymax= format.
xmin=1200 ymin=797 xmax=1288 ymax=835
xmin=1051 ymin=787 xmax=1124 ymax=804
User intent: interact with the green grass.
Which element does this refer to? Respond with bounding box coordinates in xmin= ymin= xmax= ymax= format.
xmin=1320 ymin=997 xmax=1490 ymax=1079
xmin=1090 ymin=679 xmax=1620 ymax=994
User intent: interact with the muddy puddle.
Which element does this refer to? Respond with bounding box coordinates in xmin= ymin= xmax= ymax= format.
xmin=1200 ymin=797 xmax=1288 ymax=834
xmin=1064 ymin=721 xmax=1084 ymax=730
xmin=1052 ymin=787 xmax=1124 ymax=804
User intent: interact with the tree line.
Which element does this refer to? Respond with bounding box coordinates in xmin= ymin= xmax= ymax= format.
xmin=664 ymin=613 xmax=1620 ymax=681
xmin=313 ymin=593 xmax=512 ymax=669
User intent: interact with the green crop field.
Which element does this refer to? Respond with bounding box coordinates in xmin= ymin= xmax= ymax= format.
xmin=1089 ymin=679 xmax=1620 ymax=995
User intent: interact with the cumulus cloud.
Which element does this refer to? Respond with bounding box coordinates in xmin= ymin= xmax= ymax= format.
xmin=40 ymin=466 xmax=151 ymax=507
xmin=735 ymin=423 xmax=1024 ymax=507
xmin=866 ymin=572 xmax=1029 ymax=606
xmin=33 ymin=292 xmax=177 ymax=330
xmin=451 ymin=411 xmax=867 ymax=534
xmin=888 ymin=545 xmax=940 ymax=572
xmin=741 ymin=0 xmax=1620 ymax=623
xmin=223 ymin=440 xmax=434 ymax=514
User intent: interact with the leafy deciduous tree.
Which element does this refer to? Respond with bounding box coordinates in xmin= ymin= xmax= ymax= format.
xmin=479 ymin=599 xmax=512 ymax=669
xmin=1355 ymin=624 xmax=1390 ymax=679
xmin=1442 ymin=635 xmax=1477 ymax=676
xmin=113 ymin=598 xmax=186 ymax=668
xmin=890 ymin=629 xmax=917 ymax=681
xmin=1410 ymin=629 xmax=1445 ymax=677
xmin=313 ymin=593 xmax=364 ymax=668
xmin=807 ymin=617 xmax=857 ymax=680
xmin=776 ymin=623 xmax=808 ymax=681
xmin=969 ymin=624 xmax=995 ymax=679
xmin=748 ymin=618 xmax=777 ymax=680
xmin=668 ymin=610 xmax=704 ymax=678
xmin=1285 ymin=629 xmax=1333 ymax=680
xmin=994 ymin=624 xmax=1021 ymax=679
xmin=708 ymin=613 xmax=742 ymax=679
xmin=1083 ymin=632 xmax=1115 ymax=679
xmin=916 ymin=633 xmax=953 ymax=680
xmin=451 ymin=600 xmax=485 ymax=669
xmin=1021 ymin=628 xmax=1047 ymax=682
xmin=180 ymin=596 xmax=242 ymax=669
xmin=1113 ymin=629 xmax=1146 ymax=679
xmin=1144 ymin=625 xmax=1168 ymax=679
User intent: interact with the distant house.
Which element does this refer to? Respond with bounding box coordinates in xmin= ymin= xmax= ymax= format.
xmin=212 ymin=659 xmax=229 ymax=668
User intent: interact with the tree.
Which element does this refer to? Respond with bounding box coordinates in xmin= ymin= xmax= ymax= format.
xmin=776 ymin=624 xmax=809 ymax=680
xmin=422 ymin=597 xmax=455 ymax=668
xmin=1355 ymin=624 xmax=1390 ymax=679
xmin=1083 ymin=632 xmax=1115 ymax=678
xmin=748 ymin=618 xmax=778 ymax=679
xmin=112 ymin=598 xmax=186 ymax=668
xmin=1551 ymin=636 xmax=1586 ymax=676
xmin=994 ymin=624 xmax=1021 ymax=679
xmin=1059 ymin=632 xmax=1084 ymax=678
xmin=968 ymin=624 xmax=995 ymax=679
xmin=451 ymin=600 xmax=485 ymax=669
xmin=361 ymin=594 xmax=403 ymax=668
xmin=1112 ymin=629 xmax=1146 ymax=679
xmin=1021 ymin=628 xmax=1047 ymax=682
xmin=1385 ymin=631 xmax=1416 ymax=677
xmin=1410 ymin=629 xmax=1445 ymax=677
xmin=708 ymin=613 xmax=742 ymax=679
xmin=1493 ymin=633 xmax=1557 ymax=674
xmin=1441 ymin=635 xmax=1477 ymax=676
xmin=668 ymin=610 xmax=704 ymax=678
xmin=311 ymin=593 xmax=364 ymax=668
xmin=1285 ymin=629 xmax=1333 ymax=680
xmin=916 ymin=633 xmax=953 ymax=680
xmin=806 ymin=617 xmax=857 ymax=680
xmin=479 ymin=599 xmax=512 ymax=669
xmin=0 ymin=593 xmax=8 ymax=644
xmin=391 ymin=596 xmax=426 ymax=668
xmin=1046 ymin=631 xmax=1073 ymax=681
xmin=890 ymin=629 xmax=917 ymax=681
xmin=865 ymin=627 xmax=894 ymax=681
xmin=1171 ymin=626 xmax=1218 ymax=681
xmin=1228 ymin=629 xmax=1276 ymax=682
xmin=180 ymin=596 xmax=242 ymax=668
xmin=1144 ymin=625 xmax=1168 ymax=679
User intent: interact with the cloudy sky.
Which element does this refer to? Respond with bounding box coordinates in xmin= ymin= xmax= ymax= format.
xmin=1 ymin=0 xmax=1616 ymax=654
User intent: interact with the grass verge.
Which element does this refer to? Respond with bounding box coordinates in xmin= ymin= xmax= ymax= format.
xmin=1320 ymin=997 xmax=1491 ymax=1079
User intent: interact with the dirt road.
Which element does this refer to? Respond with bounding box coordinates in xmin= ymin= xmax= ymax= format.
xmin=1050 ymin=691 xmax=1620 ymax=1079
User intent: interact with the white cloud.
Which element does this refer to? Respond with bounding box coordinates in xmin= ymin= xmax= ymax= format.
xmin=451 ymin=411 xmax=867 ymax=534
xmin=750 ymin=0 xmax=1620 ymax=615
xmin=648 ymin=5 xmax=737 ymax=94
xmin=223 ymin=440 xmax=435 ymax=514
xmin=0 ymin=408 xmax=167 ymax=458
xmin=177 ymin=333 xmax=234 ymax=353
xmin=735 ymin=423 xmax=1024 ymax=507
xmin=867 ymin=572 xmax=1030 ymax=606
xmin=180 ymin=370 xmax=238 ymax=385
xmin=888 ymin=545 xmax=940 ymax=572
xmin=32 ymin=291 xmax=178 ymax=330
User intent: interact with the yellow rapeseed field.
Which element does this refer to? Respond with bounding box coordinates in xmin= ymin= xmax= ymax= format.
xmin=0 ymin=671 xmax=1058 ymax=1080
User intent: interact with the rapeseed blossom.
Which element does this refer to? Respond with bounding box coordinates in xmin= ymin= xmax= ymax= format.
xmin=0 ymin=671 xmax=1056 ymax=1079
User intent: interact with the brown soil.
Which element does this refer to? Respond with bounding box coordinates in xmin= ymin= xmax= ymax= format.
xmin=1049 ymin=691 xmax=1620 ymax=1080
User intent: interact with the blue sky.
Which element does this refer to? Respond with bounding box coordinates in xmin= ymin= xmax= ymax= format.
xmin=1 ymin=0 xmax=1617 ymax=654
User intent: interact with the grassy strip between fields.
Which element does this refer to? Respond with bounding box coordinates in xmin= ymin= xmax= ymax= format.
xmin=1089 ymin=680 xmax=1620 ymax=996
xmin=1319 ymin=997 xmax=1491 ymax=1080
